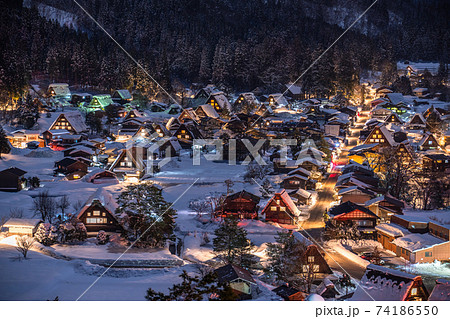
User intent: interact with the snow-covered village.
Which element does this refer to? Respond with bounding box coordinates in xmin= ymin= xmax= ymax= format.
xmin=0 ymin=0 xmax=450 ymax=310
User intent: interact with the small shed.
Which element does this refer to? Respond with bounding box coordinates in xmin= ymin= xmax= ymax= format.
xmin=3 ymin=218 xmax=42 ymax=236
xmin=215 ymin=264 xmax=257 ymax=300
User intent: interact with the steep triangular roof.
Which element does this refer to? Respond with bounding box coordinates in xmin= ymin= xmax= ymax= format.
xmin=196 ymin=104 xmax=220 ymax=118
xmin=384 ymin=112 xmax=403 ymax=124
xmin=408 ymin=113 xmax=426 ymax=126
xmin=76 ymin=188 xmax=119 ymax=221
xmin=49 ymin=111 xmax=87 ymax=134
xmin=262 ymin=189 xmax=300 ymax=217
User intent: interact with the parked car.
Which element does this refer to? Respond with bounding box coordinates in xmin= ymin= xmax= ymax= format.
xmin=360 ymin=252 xmax=385 ymax=265
xmin=27 ymin=141 xmax=39 ymax=149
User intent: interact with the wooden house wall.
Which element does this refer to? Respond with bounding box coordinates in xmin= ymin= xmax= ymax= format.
xmin=78 ymin=202 xmax=122 ymax=233
xmin=264 ymin=196 xmax=296 ymax=225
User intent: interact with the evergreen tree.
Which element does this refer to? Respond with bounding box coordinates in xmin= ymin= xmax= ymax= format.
xmin=116 ymin=182 xmax=176 ymax=247
xmin=213 ymin=217 xmax=254 ymax=267
xmin=265 ymin=230 xmax=307 ymax=284
xmin=0 ymin=125 xmax=11 ymax=158
xmin=145 ymin=270 xmax=237 ymax=301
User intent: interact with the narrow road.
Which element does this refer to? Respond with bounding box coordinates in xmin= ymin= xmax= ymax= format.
xmin=301 ymin=172 xmax=338 ymax=229
xmin=324 ymin=249 xmax=366 ymax=280
xmin=298 ymin=154 xmax=367 ymax=280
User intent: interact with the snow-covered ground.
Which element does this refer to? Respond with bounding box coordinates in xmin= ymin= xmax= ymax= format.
xmin=0 ymin=137 xmax=126 ymax=220
xmin=0 ymin=243 xmax=193 ymax=301
xmin=325 ymin=240 xmax=370 ymax=268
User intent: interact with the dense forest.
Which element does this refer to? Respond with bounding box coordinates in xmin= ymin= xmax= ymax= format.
xmin=0 ymin=0 xmax=449 ymax=101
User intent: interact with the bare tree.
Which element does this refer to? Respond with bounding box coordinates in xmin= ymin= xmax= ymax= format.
xmin=224 ymin=179 xmax=234 ymax=196
xmin=189 ymin=200 xmax=211 ymax=217
xmin=16 ymin=235 xmax=35 ymax=259
xmin=244 ymin=161 xmax=273 ymax=182
xmin=207 ymin=192 xmax=226 ymax=220
xmin=9 ymin=207 xmax=24 ymax=218
xmin=72 ymin=200 xmax=84 ymax=213
xmin=32 ymin=190 xmax=57 ymax=223
xmin=57 ymin=195 xmax=70 ymax=220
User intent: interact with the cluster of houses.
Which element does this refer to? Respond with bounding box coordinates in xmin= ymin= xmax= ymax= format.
xmin=2 ymin=79 xmax=450 ymax=300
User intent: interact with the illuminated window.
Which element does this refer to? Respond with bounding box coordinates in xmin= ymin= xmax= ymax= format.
xmin=86 ymin=218 xmax=107 ymax=224
xmin=93 ymin=211 xmax=100 ymax=216
xmin=411 ymin=288 xmax=417 ymax=295
xmin=280 ymin=206 xmax=286 ymax=211
xmin=308 ymin=256 xmax=314 ymax=263
xmin=270 ymin=206 xmax=277 ymax=211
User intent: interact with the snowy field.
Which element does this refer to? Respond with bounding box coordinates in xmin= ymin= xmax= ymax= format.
xmin=0 ymin=243 xmax=196 ymax=301
xmin=0 ymin=146 xmax=125 ymax=220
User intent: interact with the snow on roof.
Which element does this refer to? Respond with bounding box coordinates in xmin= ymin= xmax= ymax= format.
xmin=83 ymin=168 xmax=117 ymax=183
xmin=375 ymin=223 xmax=409 ymax=238
xmin=50 ymin=111 xmax=87 ymax=133
xmin=285 ymin=83 xmax=302 ymax=95
xmin=90 ymin=94 xmax=114 ymax=108
xmin=210 ymin=92 xmax=232 ymax=111
xmin=1 ymin=167 xmax=27 ymax=176
xmin=292 ymin=231 xmax=313 ymax=246
xmin=413 ymin=88 xmax=429 ymax=93
xmin=197 ymin=104 xmax=220 ymax=118
xmin=397 ymin=62 xmax=440 ymax=75
xmin=291 ymin=188 xmax=312 ymax=199
xmin=115 ymin=89 xmax=132 ymax=100
xmin=386 ymin=93 xmax=405 ymax=105
xmin=320 ymin=107 xmax=340 ymax=115
xmin=48 ymin=83 xmax=70 ymax=96
xmin=287 ymin=167 xmax=312 ymax=177
xmin=364 ymin=195 xmax=403 ymax=208
xmin=408 ymin=113 xmax=426 ymax=125
xmin=337 ymin=186 xmax=374 ymax=196
xmin=238 ymin=92 xmax=259 ymax=105
xmin=392 ymin=233 xmax=444 ymax=252
xmin=296 ymin=146 xmax=326 ymax=158
xmin=68 ymin=146 xmax=95 ymax=155
xmin=348 ymin=143 xmax=379 ymax=153
xmin=215 ymin=264 xmax=256 ymax=285
xmin=429 ymin=279 xmax=450 ymax=301
xmin=418 ymin=133 xmax=437 ymax=147
xmin=262 ymin=189 xmax=300 ymax=217
xmin=379 ymin=125 xmax=396 ymax=146
xmin=284 ymin=174 xmax=308 ymax=181
xmin=295 ymin=156 xmax=326 ymax=167
xmin=77 ymin=188 xmax=119 ymax=220
xmin=257 ymin=103 xmax=273 ymax=114
xmin=179 ymin=108 xmax=200 ymax=122
xmin=4 ymin=218 xmax=42 ymax=228
xmin=351 ymin=264 xmax=418 ymax=301
xmin=269 ymin=93 xmax=288 ymax=106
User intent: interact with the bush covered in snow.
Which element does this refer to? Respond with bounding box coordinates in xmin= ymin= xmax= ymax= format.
xmin=58 ymin=218 xmax=87 ymax=243
xmin=35 ymin=223 xmax=58 ymax=246
xmin=97 ymin=230 xmax=110 ymax=245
